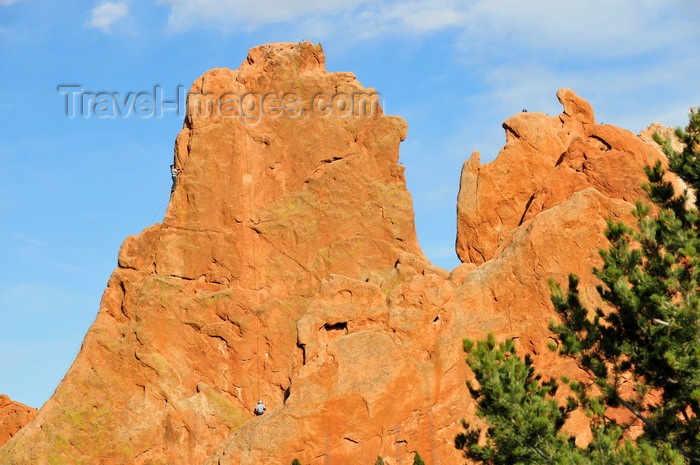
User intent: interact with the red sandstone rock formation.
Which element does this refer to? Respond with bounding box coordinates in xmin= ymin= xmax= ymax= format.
xmin=456 ymin=89 xmax=667 ymax=265
xmin=0 ymin=396 xmax=36 ymax=449
xmin=0 ymin=41 xmax=421 ymax=465
xmin=0 ymin=43 xmax=676 ymax=465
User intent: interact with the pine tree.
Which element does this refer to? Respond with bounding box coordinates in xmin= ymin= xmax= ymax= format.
xmin=374 ymin=457 xmax=385 ymax=465
xmin=456 ymin=109 xmax=699 ymax=464
xmin=454 ymin=335 xmax=573 ymax=464
xmin=292 ymin=459 xmax=302 ymax=465
xmin=455 ymin=333 xmax=684 ymax=464
xmin=412 ymin=451 xmax=426 ymax=465
xmin=653 ymin=107 xmax=700 ymax=194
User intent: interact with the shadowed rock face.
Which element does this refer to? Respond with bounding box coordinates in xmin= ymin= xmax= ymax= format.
xmin=0 ymin=43 xmax=674 ymax=465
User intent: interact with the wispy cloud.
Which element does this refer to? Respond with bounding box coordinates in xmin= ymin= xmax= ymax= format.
xmin=155 ymin=0 xmax=699 ymax=59
xmin=442 ymin=0 xmax=700 ymax=139
xmin=158 ymin=0 xmax=371 ymax=32
xmin=352 ymin=0 xmax=467 ymax=37
xmin=157 ymin=0 xmax=470 ymax=35
xmin=5 ymin=232 xmax=49 ymax=248
xmin=85 ymin=1 xmax=129 ymax=33
xmin=0 ymin=0 xmax=23 ymax=6
xmin=459 ymin=0 xmax=699 ymax=60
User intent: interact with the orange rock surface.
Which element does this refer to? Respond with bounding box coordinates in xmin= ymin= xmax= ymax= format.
xmin=456 ymin=89 xmax=666 ymax=265
xmin=0 ymin=43 xmax=675 ymax=465
xmin=0 ymin=396 xmax=36 ymax=449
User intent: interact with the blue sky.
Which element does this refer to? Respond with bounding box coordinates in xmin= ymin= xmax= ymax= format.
xmin=1 ymin=0 xmax=698 ymax=409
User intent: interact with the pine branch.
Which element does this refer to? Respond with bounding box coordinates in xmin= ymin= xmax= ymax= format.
xmin=615 ymin=393 xmax=699 ymax=463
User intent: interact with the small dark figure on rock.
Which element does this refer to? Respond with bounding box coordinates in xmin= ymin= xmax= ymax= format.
xmin=170 ymin=164 xmax=181 ymax=194
xmin=254 ymin=400 xmax=266 ymax=416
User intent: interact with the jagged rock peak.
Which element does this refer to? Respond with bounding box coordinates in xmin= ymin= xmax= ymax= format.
xmin=243 ymin=41 xmax=326 ymax=73
xmin=0 ymin=42 xmax=422 ymax=465
xmin=0 ymin=395 xmax=37 ymax=449
xmin=557 ymin=87 xmax=595 ymax=127
xmin=0 ymin=48 xmax=679 ymax=465
xmin=457 ymin=88 xmax=665 ymax=265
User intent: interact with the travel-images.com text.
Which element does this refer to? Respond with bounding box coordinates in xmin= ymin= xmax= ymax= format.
xmin=58 ymin=85 xmax=382 ymax=123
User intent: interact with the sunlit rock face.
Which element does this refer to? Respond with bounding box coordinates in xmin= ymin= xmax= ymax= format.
xmin=0 ymin=43 xmax=674 ymax=465
xmin=0 ymin=395 xmax=37 ymax=448
xmin=456 ymin=88 xmax=666 ymax=265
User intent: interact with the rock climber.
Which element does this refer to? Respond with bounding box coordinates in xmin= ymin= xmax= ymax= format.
xmin=254 ymin=400 xmax=266 ymax=416
xmin=170 ymin=164 xmax=181 ymax=193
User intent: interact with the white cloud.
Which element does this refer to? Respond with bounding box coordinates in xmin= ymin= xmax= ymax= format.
xmin=86 ymin=1 xmax=129 ymax=33
xmin=149 ymin=0 xmax=700 ymax=140
xmin=437 ymin=0 xmax=700 ymax=148
xmin=159 ymin=0 xmax=371 ymax=32
xmin=353 ymin=0 xmax=467 ymax=37
xmin=158 ymin=0 xmax=471 ymax=34
xmin=5 ymin=232 xmax=49 ymax=248
xmin=0 ymin=0 xmax=23 ymax=6
xmin=460 ymin=0 xmax=699 ymax=59
xmin=154 ymin=0 xmax=699 ymax=61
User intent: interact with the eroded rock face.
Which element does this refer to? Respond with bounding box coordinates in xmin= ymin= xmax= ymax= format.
xmin=0 ymin=396 xmax=37 ymax=449
xmin=456 ymin=89 xmax=666 ymax=265
xmin=0 ymin=44 xmax=675 ymax=465
xmin=205 ymin=188 xmax=635 ymax=465
xmin=203 ymin=90 xmax=673 ymax=463
xmin=0 ymin=42 xmax=421 ymax=465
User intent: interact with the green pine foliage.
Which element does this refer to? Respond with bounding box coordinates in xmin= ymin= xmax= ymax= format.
xmin=653 ymin=107 xmax=700 ymax=195
xmin=291 ymin=459 xmax=302 ymax=465
xmin=456 ymin=109 xmax=699 ymax=464
xmin=413 ymin=451 xmax=426 ymax=465
xmin=454 ymin=335 xmax=573 ymax=464
xmin=455 ymin=334 xmax=684 ymax=464
xmin=374 ymin=457 xmax=385 ymax=465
